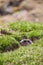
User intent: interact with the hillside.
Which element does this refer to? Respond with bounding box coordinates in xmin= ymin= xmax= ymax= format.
xmin=0 ymin=21 xmax=43 ymax=65
xmin=0 ymin=1 xmax=43 ymax=65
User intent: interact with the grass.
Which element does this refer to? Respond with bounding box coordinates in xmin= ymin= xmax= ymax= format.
xmin=9 ymin=21 xmax=43 ymax=41
xmin=0 ymin=38 xmax=43 ymax=65
xmin=10 ymin=21 xmax=43 ymax=31
xmin=0 ymin=35 xmax=19 ymax=52
xmin=0 ymin=21 xmax=43 ymax=65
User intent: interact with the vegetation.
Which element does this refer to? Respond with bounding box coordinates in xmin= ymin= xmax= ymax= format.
xmin=0 ymin=35 xmax=19 ymax=52
xmin=10 ymin=21 xmax=43 ymax=40
xmin=0 ymin=21 xmax=43 ymax=65
xmin=10 ymin=21 xmax=43 ymax=31
xmin=0 ymin=38 xmax=43 ymax=65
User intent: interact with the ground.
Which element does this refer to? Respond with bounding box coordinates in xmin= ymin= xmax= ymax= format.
xmin=0 ymin=0 xmax=43 ymax=22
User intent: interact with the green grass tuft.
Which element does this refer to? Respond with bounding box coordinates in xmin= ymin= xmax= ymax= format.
xmin=0 ymin=35 xmax=19 ymax=52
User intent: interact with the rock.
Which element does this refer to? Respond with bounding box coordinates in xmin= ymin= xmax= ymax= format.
xmin=4 ymin=6 xmax=13 ymax=14
xmin=12 ymin=10 xmax=28 ymax=21
xmin=8 ymin=0 xmax=23 ymax=6
xmin=20 ymin=39 xmax=33 ymax=46
xmin=0 ymin=0 xmax=43 ymax=22
xmin=0 ymin=0 xmax=23 ymax=15
xmin=34 ymin=0 xmax=43 ymax=4
xmin=19 ymin=1 xmax=34 ymax=11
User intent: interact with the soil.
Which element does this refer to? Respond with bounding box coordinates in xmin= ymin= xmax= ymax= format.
xmin=0 ymin=0 xmax=43 ymax=24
